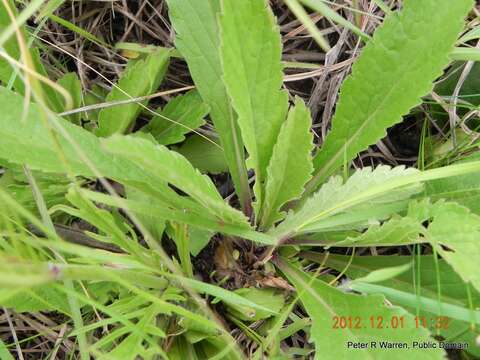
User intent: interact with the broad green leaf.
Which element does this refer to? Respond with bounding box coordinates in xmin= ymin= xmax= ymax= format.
xmin=280 ymin=260 xmax=445 ymax=360
xmin=166 ymin=0 xmax=251 ymax=210
xmin=426 ymin=152 xmax=480 ymax=214
xmin=0 ymin=86 xmax=218 ymax=214
xmin=168 ymin=224 xmax=214 ymax=257
xmin=82 ymin=84 xmax=108 ymax=122
xmin=97 ymin=49 xmax=170 ymax=136
xmin=57 ymin=72 xmax=82 ymax=124
xmin=0 ymin=1 xmax=60 ymax=110
xmin=220 ymin=0 xmax=288 ymax=212
xmin=141 ymin=90 xmax=209 ymax=145
xmin=299 ymin=201 xmax=408 ymax=235
xmin=225 ymin=288 xmax=285 ymax=321
xmin=176 ymin=135 xmax=228 ymax=174
xmin=424 ymin=201 xmax=480 ymax=293
xmin=308 ymin=0 xmax=474 ymax=193
xmin=260 ymin=97 xmax=314 ymax=229
xmin=102 ymin=135 xmax=247 ymax=225
xmin=0 ymin=86 xmax=239 ymax=231
xmin=271 ymin=166 xmax=423 ymax=239
xmin=330 ymin=215 xmax=425 ymax=248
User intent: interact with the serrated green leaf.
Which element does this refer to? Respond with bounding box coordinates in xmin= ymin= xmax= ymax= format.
xmin=0 ymin=86 xmax=221 ymax=221
xmin=176 ymin=135 xmax=228 ymax=174
xmin=330 ymin=215 xmax=425 ymax=248
xmin=97 ymin=49 xmax=170 ymax=136
xmin=0 ymin=87 xmax=140 ymax=179
xmin=299 ymin=201 xmax=408 ymax=236
xmin=261 ymin=97 xmax=313 ymax=229
xmin=424 ymin=201 xmax=480 ymax=293
xmin=280 ymin=260 xmax=445 ymax=360
xmin=271 ymin=166 xmax=423 ymax=239
xmin=166 ymin=0 xmax=251 ymax=210
xmin=220 ymin=0 xmax=288 ymax=212
xmin=102 ymin=135 xmax=247 ymax=225
xmin=308 ymin=0 xmax=473 ymax=193
xmin=142 ymin=90 xmax=208 ymax=145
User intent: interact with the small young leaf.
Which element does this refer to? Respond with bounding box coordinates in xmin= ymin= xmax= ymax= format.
xmin=308 ymin=0 xmax=474 ymax=193
xmin=97 ymin=49 xmax=170 ymax=136
xmin=220 ymin=0 xmax=288 ymax=212
xmin=281 ymin=260 xmax=445 ymax=360
xmin=142 ymin=90 xmax=208 ymax=145
xmin=261 ymin=97 xmax=314 ymax=229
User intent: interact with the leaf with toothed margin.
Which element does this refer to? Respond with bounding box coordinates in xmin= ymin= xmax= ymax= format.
xmin=260 ymin=97 xmax=314 ymax=229
xmin=165 ymin=0 xmax=251 ymax=209
xmin=141 ymin=90 xmax=209 ymax=145
xmin=270 ymin=165 xmax=423 ymax=240
xmin=308 ymin=0 xmax=474 ymax=193
xmin=101 ymin=135 xmax=248 ymax=226
xmin=220 ymin=0 xmax=289 ymax=214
